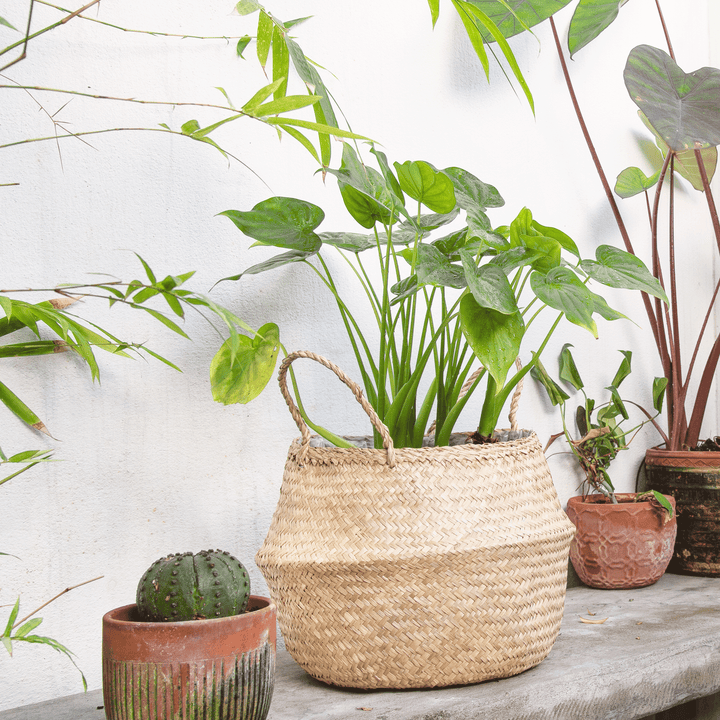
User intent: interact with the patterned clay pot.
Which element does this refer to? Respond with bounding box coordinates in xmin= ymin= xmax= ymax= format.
xmin=645 ymin=447 xmax=720 ymax=576
xmin=102 ymin=596 xmax=276 ymax=720
xmin=566 ymin=493 xmax=677 ymax=589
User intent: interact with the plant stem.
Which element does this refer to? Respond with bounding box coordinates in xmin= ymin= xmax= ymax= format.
xmin=548 ymin=16 xmax=662 ymax=355
xmin=35 ymin=0 xmax=250 ymax=41
xmin=12 ymin=576 xmax=103 ymax=629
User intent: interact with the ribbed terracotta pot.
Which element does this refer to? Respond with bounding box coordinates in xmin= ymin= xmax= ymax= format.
xmin=566 ymin=493 xmax=676 ymax=589
xmin=102 ymin=596 xmax=276 ymax=720
xmin=645 ymin=447 xmax=720 ymax=576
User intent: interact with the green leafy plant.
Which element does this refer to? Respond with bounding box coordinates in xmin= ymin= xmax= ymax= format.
xmin=444 ymin=1 xmax=720 ymax=451
xmin=214 ymin=143 xmax=664 ymax=447
xmin=0 ymin=1 xmax=366 ymax=173
xmin=534 ymin=343 xmax=673 ymax=517
xmin=0 ymin=577 xmax=102 ymax=689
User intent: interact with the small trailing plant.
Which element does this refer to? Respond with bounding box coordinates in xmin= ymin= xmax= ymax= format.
xmin=136 ymin=550 xmax=250 ymax=622
xmin=213 ymin=143 xmax=665 ymax=448
xmin=534 ymin=343 xmax=673 ymax=518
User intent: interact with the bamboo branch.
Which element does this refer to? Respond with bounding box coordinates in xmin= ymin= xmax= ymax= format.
xmin=11 ymin=576 xmax=103 ymax=629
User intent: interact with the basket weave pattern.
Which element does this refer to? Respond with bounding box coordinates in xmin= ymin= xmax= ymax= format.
xmin=256 ymin=352 xmax=575 ymax=689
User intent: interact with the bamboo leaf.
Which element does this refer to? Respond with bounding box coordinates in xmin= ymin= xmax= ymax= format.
xmin=256 ymin=10 xmax=274 ymax=70
xmin=3 ymin=598 xmax=19 ymax=638
xmin=252 ymin=94 xmax=320 ymax=117
xmin=235 ymin=0 xmax=262 ymax=15
xmin=427 ymin=0 xmax=440 ymax=26
xmin=0 ymin=381 xmax=50 ymax=436
xmin=236 ymin=35 xmax=252 ymax=58
xmin=272 ymin=24 xmax=289 ymax=98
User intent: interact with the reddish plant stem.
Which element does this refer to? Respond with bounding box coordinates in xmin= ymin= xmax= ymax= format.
xmin=548 ymin=16 xmax=662 ymax=355
xmin=666 ymin=155 xmax=687 ymax=448
xmin=654 ymin=0 xmax=675 ymax=60
xmin=684 ymin=149 xmax=720 ymax=446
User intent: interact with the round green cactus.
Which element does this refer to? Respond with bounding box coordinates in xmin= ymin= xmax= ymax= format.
xmin=136 ymin=549 xmax=251 ymax=622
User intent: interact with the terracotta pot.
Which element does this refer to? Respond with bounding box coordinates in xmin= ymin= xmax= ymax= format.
xmin=102 ymin=596 xmax=276 ymax=720
xmin=566 ymin=493 xmax=677 ymax=589
xmin=645 ymin=446 xmax=720 ymax=576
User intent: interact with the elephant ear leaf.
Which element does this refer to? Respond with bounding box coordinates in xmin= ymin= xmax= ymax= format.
xmin=580 ymin=245 xmax=668 ymax=303
xmin=219 ymin=197 xmax=323 ymax=251
xmin=459 ymin=294 xmax=524 ymax=387
xmin=624 ymin=45 xmax=720 ymax=152
xmin=568 ymin=0 xmax=631 ymax=58
xmin=210 ymin=323 xmax=280 ymax=405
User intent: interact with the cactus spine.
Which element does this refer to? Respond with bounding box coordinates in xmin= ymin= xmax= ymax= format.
xmin=136 ymin=549 xmax=250 ymax=622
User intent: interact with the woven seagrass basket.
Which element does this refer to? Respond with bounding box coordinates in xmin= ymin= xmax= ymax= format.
xmin=256 ymin=351 xmax=575 ymax=689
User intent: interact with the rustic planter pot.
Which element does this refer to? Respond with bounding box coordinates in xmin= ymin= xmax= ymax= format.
xmin=645 ymin=447 xmax=720 ymax=576
xmin=566 ymin=493 xmax=677 ymax=589
xmin=102 ymin=596 xmax=276 ymax=720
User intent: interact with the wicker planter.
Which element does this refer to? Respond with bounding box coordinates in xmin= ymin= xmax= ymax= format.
xmin=566 ymin=493 xmax=676 ymax=589
xmin=645 ymin=447 xmax=720 ymax=576
xmin=255 ymin=352 xmax=576 ymax=690
xmin=102 ymin=596 xmax=276 ymax=720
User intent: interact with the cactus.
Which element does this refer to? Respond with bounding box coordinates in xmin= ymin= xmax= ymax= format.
xmin=136 ymin=549 xmax=250 ymax=622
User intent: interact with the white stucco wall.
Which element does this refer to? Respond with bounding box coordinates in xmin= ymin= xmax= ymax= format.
xmin=0 ymin=0 xmax=716 ymax=709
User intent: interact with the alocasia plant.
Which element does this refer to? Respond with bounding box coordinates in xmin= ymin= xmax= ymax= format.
xmin=214 ymin=143 xmax=664 ymax=447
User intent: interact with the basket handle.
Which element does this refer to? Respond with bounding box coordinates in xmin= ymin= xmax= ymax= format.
xmin=426 ymin=358 xmax=524 ymax=435
xmin=277 ymin=351 xmax=396 ymax=467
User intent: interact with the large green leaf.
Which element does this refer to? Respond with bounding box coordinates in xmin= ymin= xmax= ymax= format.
xmin=219 ymin=197 xmax=324 ymax=252
xmin=460 ymin=250 xmax=518 ymax=314
xmin=624 ymin=45 xmax=720 ymax=152
xmin=580 ymin=245 xmax=668 ymax=303
xmin=637 ymin=111 xmax=718 ymax=191
xmin=327 ymin=145 xmax=402 ymax=228
xmin=614 ymin=165 xmax=660 ymax=199
xmin=465 ymin=0 xmax=572 ymax=41
xmin=394 ymin=161 xmax=457 ymax=214
xmin=210 ymin=324 xmax=280 ymax=405
xmin=442 ymin=166 xmax=504 ymax=212
xmin=568 ymin=0 xmax=631 ymax=57
xmin=530 ymin=267 xmax=598 ymax=337
xmin=415 ymin=245 xmax=466 ymax=288
xmin=459 ymin=293 xmax=524 ymax=386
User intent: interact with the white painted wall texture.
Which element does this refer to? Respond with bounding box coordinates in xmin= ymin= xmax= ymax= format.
xmin=0 ymin=0 xmax=716 ymax=710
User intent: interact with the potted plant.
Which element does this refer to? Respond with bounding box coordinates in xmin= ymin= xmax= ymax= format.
xmin=534 ymin=344 xmax=676 ymax=589
xmin=437 ymin=1 xmax=720 ymax=576
xmin=102 ymin=549 xmax=276 ymax=720
xmin=213 ymin=145 xmax=663 ymax=688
